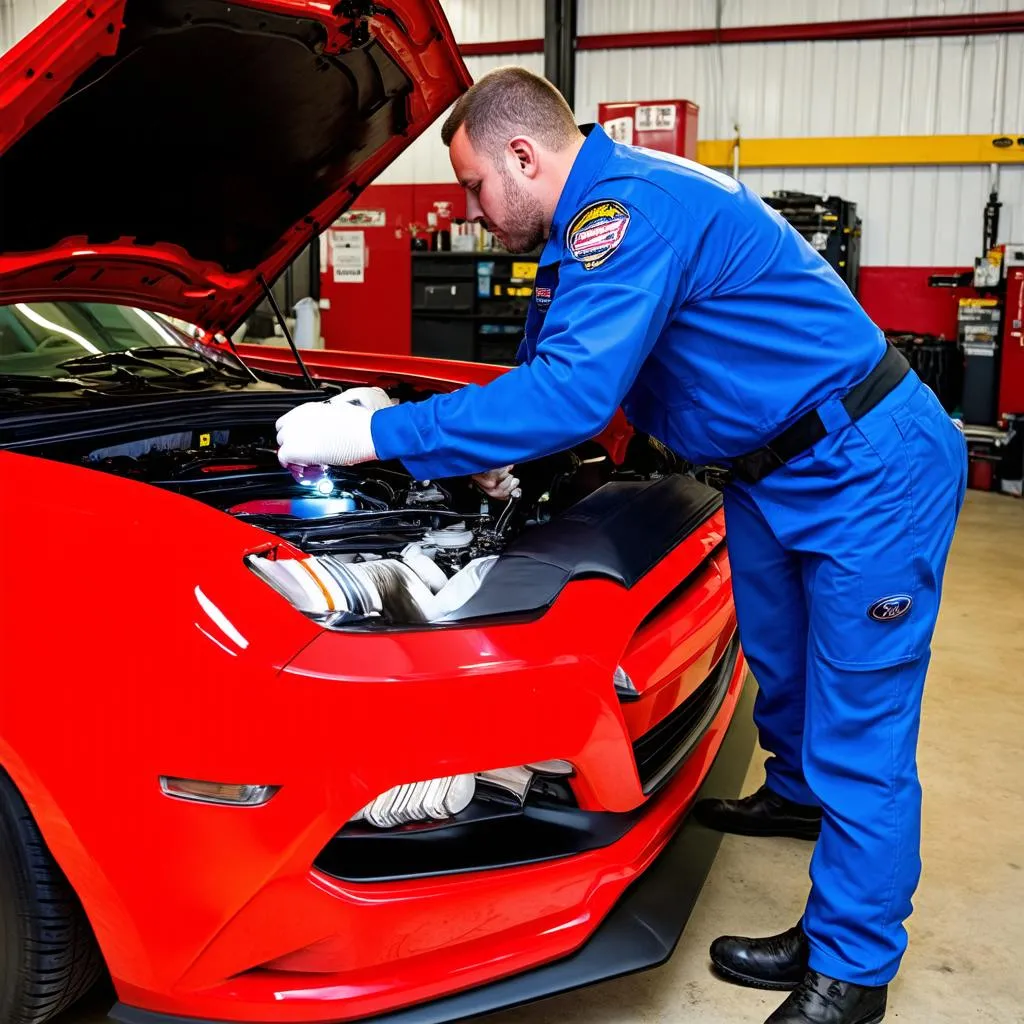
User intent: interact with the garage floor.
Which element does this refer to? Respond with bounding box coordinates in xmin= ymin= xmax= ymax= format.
xmin=63 ymin=490 xmax=1024 ymax=1024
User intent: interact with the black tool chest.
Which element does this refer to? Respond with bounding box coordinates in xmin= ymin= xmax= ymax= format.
xmin=411 ymin=252 xmax=538 ymax=365
xmin=885 ymin=331 xmax=963 ymax=414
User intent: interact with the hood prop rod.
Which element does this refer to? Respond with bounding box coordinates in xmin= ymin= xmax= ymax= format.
xmin=218 ymin=333 xmax=261 ymax=383
xmin=258 ymin=274 xmax=319 ymax=391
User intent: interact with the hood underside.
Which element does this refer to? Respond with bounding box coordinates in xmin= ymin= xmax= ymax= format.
xmin=0 ymin=0 xmax=469 ymax=331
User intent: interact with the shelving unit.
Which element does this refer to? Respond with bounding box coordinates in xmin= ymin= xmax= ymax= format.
xmin=411 ymin=251 xmax=539 ymax=365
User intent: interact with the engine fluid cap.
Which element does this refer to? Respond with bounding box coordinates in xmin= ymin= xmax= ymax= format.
xmin=424 ymin=526 xmax=474 ymax=549
xmin=285 ymin=462 xmax=337 ymax=496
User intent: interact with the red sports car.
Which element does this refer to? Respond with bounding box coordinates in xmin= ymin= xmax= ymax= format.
xmin=0 ymin=2 xmax=754 ymax=1023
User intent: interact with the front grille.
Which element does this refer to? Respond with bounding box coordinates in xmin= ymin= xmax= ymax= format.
xmin=632 ymin=633 xmax=740 ymax=795
xmin=313 ymin=780 xmax=640 ymax=883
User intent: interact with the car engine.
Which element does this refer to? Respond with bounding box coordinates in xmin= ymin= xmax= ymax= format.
xmin=80 ymin=421 xmax=690 ymax=626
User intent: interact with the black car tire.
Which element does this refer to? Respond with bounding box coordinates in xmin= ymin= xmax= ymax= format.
xmin=0 ymin=771 xmax=104 ymax=1024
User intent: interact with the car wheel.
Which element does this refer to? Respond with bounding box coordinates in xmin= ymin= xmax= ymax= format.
xmin=0 ymin=772 xmax=104 ymax=1024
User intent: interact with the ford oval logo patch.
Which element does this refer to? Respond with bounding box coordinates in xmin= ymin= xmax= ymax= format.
xmin=868 ymin=595 xmax=913 ymax=622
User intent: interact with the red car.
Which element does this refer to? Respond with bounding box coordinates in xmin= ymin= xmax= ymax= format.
xmin=0 ymin=3 xmax=754 ymax=1023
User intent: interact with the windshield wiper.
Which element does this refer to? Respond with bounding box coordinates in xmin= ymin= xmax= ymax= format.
xmin=57 ymin=346 xmax=232 ymax=376
xmin=0 ymin=372 xmax=80 ymax=388
xmin=0 ymin=373 xmax=109 ymax=397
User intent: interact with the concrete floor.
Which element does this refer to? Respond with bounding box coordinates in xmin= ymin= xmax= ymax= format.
xmin=63 ymin=490 xmax=1024 ymax=1024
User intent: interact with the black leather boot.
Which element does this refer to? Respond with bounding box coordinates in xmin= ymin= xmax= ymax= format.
xmin=766 ymin=971 xmax=887 ymax=1024
xmin=693 ymin=783 xmax=822 ymax=840
xmin=710 ymin=922 xmax=808 ymax=990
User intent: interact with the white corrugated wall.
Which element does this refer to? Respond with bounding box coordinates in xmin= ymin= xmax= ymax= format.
xmin=579 ymin=0 xmax=1017 ymax=33
xmin=739 ymin=165 xmax=1023 ymax=265
xmin=575 ymin=34 xmax=1024 ymax=138
xmin=576 ymin=29 xmax=1024 ymax=265
xmin=376 ymin=52 xmax=547 ymax=184
xmin=432 ymin=0 xmax=1022 ymax=38
xmin=440 ymin=0 xmax=542 ymax=43
xmin=421 ymin=2 xmax=1024 ymax=267
xmin=0 ymin=0 xmax=61 ymax=50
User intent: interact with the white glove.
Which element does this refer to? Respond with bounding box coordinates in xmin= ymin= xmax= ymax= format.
xmin=275 ymin=398 xmax=378 ymax=468
xmin=473 ymin=466 xmax=521 ymax=500
xmin=333 ymin=386 xmax=395 ymax=412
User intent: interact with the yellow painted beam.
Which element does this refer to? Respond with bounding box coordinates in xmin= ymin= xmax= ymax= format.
xmin=697 ymin=134 xmax=1024 ymax=169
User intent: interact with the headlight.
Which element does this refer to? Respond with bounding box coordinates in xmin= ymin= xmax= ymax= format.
xmin=246 ymin=547 xmax=498 ymax=627
xmin=613 ymin=664 xmax=639 ymax=700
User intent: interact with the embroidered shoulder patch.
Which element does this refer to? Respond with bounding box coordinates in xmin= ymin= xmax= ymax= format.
xmin=566 ymin=199 xmax=630 ymax=270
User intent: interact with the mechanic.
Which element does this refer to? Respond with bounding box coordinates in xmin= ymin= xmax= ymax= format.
xmin=276 ymin=67 xmax=967 ymax=1024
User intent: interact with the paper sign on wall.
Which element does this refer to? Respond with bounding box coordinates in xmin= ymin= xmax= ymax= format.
xmin=318 ymin=232 xmax=328 ymax=270
xmin=636 ymin=105 xmax=676 ymax=131
xmin=603 ymin=116 xmax=633 ymax=143
xmin=331 ymin=229 xmax=365 ymax=283
xmin=335 ymin=209 xmax=386 ymax=227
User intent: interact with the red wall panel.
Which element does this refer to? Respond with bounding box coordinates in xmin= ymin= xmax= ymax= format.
xmin=998 ymin=267 xmax=1024 ymax=417
xmin=319 ymin=185 xmax=413 ymax=355
xmin=858 ymin=266 xmax=975 ymax=339
xmin=320 ymin=184 xmax=467 ymax=354
xmin=412 ymin=182 xmax=469 ymax=239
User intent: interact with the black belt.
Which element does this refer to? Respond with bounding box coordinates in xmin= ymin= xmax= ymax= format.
xmin=731 ymin=345 xmax=911 ymax=485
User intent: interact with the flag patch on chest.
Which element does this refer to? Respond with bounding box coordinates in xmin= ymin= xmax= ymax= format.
xmin=567 ymin=200 xmax=630 ymax=270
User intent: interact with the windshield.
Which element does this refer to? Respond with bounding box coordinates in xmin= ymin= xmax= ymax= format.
xmin=0 ymin=301 xmax=203 ymax=378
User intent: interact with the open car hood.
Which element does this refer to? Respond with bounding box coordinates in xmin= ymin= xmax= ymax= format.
xmin=0 ymin=0 xmax=469 ymax=332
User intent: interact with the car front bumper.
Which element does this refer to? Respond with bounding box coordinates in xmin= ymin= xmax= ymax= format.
xmin=110 ymin=675 xmax=756 ymax=1024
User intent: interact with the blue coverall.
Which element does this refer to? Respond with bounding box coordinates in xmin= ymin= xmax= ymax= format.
xmin=371 ymin=124 xmax=967 ymax=986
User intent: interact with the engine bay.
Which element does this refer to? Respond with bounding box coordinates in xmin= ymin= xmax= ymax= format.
xmin=81 ymin=424 xmax=670 ymax=557
xmin=72 ymin=414 xmax=694 ymax=626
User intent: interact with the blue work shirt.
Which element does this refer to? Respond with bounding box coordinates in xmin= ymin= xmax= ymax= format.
xmin=371 ymin=124 xmax=885 ymax=479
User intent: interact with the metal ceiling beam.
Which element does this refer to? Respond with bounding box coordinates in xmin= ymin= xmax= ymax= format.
xmin=461 ymin=10 xmax=1024 ymax=58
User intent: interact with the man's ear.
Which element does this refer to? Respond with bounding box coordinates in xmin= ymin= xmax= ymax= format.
xmin=508 ymin=136 xmax=539 ymax=179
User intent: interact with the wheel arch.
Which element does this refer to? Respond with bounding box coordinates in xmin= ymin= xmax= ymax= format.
xmin=0 ymin=743 xmax=154 ymax=989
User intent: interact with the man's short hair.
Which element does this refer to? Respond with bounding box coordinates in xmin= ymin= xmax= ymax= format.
xmin=441 ymin=66 xmax=579 ymax=159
